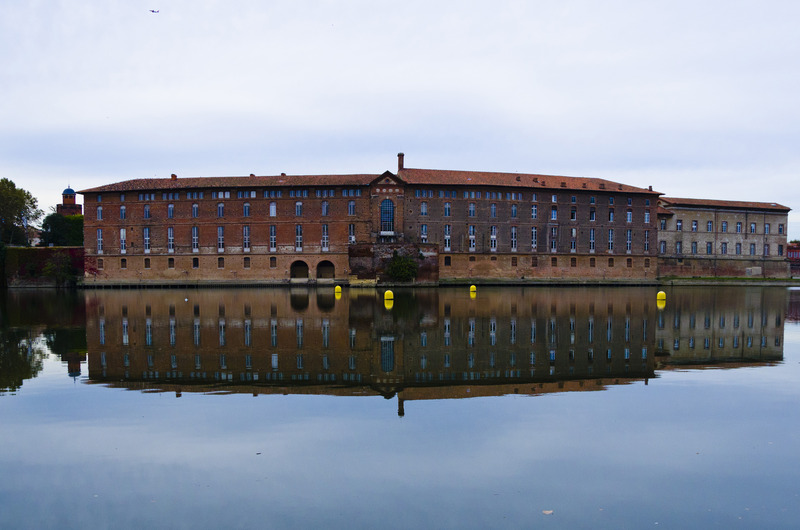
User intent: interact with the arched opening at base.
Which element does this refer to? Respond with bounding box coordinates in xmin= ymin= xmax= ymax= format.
xmin=290 ymin=260 xmax=309 ymax=279
xmin=317 ymin=260 xmax=335 ymax=279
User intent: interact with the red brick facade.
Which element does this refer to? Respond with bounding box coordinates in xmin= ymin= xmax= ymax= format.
xmin=79 ymin=154 xmax=789 ymax=285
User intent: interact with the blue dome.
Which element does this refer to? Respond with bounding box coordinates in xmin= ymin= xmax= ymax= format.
xmin=63 ymin=187 xmax=75 ymax=195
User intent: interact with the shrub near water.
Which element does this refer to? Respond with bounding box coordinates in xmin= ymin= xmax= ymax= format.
xmin=385 ymin=254 xmax=418 ymax=282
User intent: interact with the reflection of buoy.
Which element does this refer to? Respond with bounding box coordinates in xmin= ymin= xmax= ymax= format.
xmin=657 ymin=299 xmax=666 ymax=310
xmin=384 ymin=289 xmax=394 ymax=300
xmin=470 ymin=291 xmax=476 ymax=300
xmin=384 ymin=298 xmax=394 ymax=310
xmin=334 ymin=291 xmax=342 ymax=301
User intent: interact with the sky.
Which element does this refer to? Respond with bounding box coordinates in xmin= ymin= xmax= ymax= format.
xmin=2 ymin=1 xmax=799 ymax=237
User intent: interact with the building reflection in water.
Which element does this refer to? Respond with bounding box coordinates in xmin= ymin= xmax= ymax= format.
xmin=83 ymin=286 xmax=786 ymax=415
xmin=655 ymin=287 xmax=786 ymax=369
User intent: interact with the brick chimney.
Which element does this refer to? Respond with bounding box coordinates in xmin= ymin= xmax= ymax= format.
xmin=171 ymin=174 xmax=177 ymax=180
xmin=397 ymin=152 xmax=405 ymax=171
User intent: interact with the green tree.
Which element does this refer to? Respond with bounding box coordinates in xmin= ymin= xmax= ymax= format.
xmin=0 ymin=178 xmax=42 ymax=245
xmin=42 ymin=251 xmax=78 ymax=288
xmin=40 ymin=213 xmax=84 ymax=246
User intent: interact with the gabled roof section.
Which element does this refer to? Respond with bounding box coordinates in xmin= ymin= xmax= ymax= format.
xmin=397 ymin=167 xmax=660 ymax=195
xmin=369 ymin=171 xmax=403 ymax=187
xmin=660 ymin=197 xmax=790 ymax=213
xmin=78 ymin=174 xmax=381 ymax=194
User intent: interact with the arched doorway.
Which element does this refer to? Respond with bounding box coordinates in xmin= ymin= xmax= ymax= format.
xmin=290 ymin=260 xmax=309 ymax=279
xmin=317 ymin=260 xmax=335 ymax=279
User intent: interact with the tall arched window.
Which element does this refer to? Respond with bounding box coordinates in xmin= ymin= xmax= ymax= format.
xmin=380 ymin=199 xmax=394 ymax=232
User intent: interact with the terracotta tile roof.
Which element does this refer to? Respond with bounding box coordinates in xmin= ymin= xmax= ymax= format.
xmin=660 ymin=197 xmax=791 ymax=212
xmin=398 ymin=168 xmax=660 ymax=195
xmin=78 ymin=166 xmax=663 ymax=196
xmin=656 ymin=206 xmax=674 ymax=216
xmin=79 ymin=174 xmax=380 ymax=194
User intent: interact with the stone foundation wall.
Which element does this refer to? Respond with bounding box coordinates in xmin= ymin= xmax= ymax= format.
xmin=658 ymin=257 xmax=790 ymax=278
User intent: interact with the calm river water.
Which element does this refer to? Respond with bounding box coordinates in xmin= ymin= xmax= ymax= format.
xmin=2 ymin=286 xmax=799 ymax=529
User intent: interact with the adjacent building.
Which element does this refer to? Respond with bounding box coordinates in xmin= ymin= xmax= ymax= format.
xmin=657 ymin=197 xmax=790 ymax=278
xmin=57 ymin=187 xmax=83 ymax=216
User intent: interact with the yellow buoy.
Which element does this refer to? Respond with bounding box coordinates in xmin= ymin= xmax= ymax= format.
xmin=469 ymin=285 xmax=477 ymax=292
xmin=384 ymin=289 xmax=394 ymax=300
xmin=335 ymin=285 xmax=342 ymax=294
xmin=657 ymin=290 xmax=666 ymax=301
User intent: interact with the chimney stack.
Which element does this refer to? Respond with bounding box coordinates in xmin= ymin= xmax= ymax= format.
xmin=171 ymin=174 xmax=177 ymax=180
xmin=397 ymin=152 xmax=405 ymax=171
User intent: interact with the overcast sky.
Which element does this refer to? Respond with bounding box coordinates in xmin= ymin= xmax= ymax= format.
xmin=3 ymin=1 xmax=799 ymax=236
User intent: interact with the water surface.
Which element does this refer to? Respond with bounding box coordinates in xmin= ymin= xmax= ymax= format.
xmin=1 ymin=286 xmax=799 ymax=529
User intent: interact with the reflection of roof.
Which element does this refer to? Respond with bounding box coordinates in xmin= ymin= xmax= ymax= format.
xmin=63 ymin=187 xmax=75 ymax=195
xmin=660 ymin=197 xmax=790 ymax=212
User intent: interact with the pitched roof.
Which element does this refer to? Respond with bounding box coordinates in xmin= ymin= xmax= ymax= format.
xmin=398 ymin=168 xmax=660 ymax=195
xmin=660 ymin=197 xmax=791 ymax=213
xmin=78 ymin=174 xmax=380 ymax=194
xmin=78 ymin=166 xmax=662 ymax=196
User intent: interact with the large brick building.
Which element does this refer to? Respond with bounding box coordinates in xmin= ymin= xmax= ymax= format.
xmin=79 ymin=154 xmax=791 ymax=284
xmin=80 ymin=154 xmax=664 ymax=285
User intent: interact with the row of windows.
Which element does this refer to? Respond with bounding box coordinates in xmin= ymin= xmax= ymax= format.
xmin=667 ymin=335 xmax=780 ymax=350
xmin=416 ymin=202 xmax=651 ymax=223
xmin=413 ymin=189 xmax=651 ymax=206
xmin=106 ymin=256 xmax=275 ymax=271
xmin=440 ymin=255 xmax=649 ymax=268
xmin=98 ymin=313 xmax=648 ymax=352
xmin=95 ymin=224 xmax=356 ymax=254
xmin=659 ymin=241 xmax=784 ymax=256
xmin=100 ymin=200 xmax=360 ymax=220
xmin=658 ymin=311 xmax=781 ymax=330
xmin=101 ymin=188 xmax=365 ymax=204
xmin=668 ymin=219 xmax=785 ymax=235
xmin=432 ymin=225 xmax=648 ymax=253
